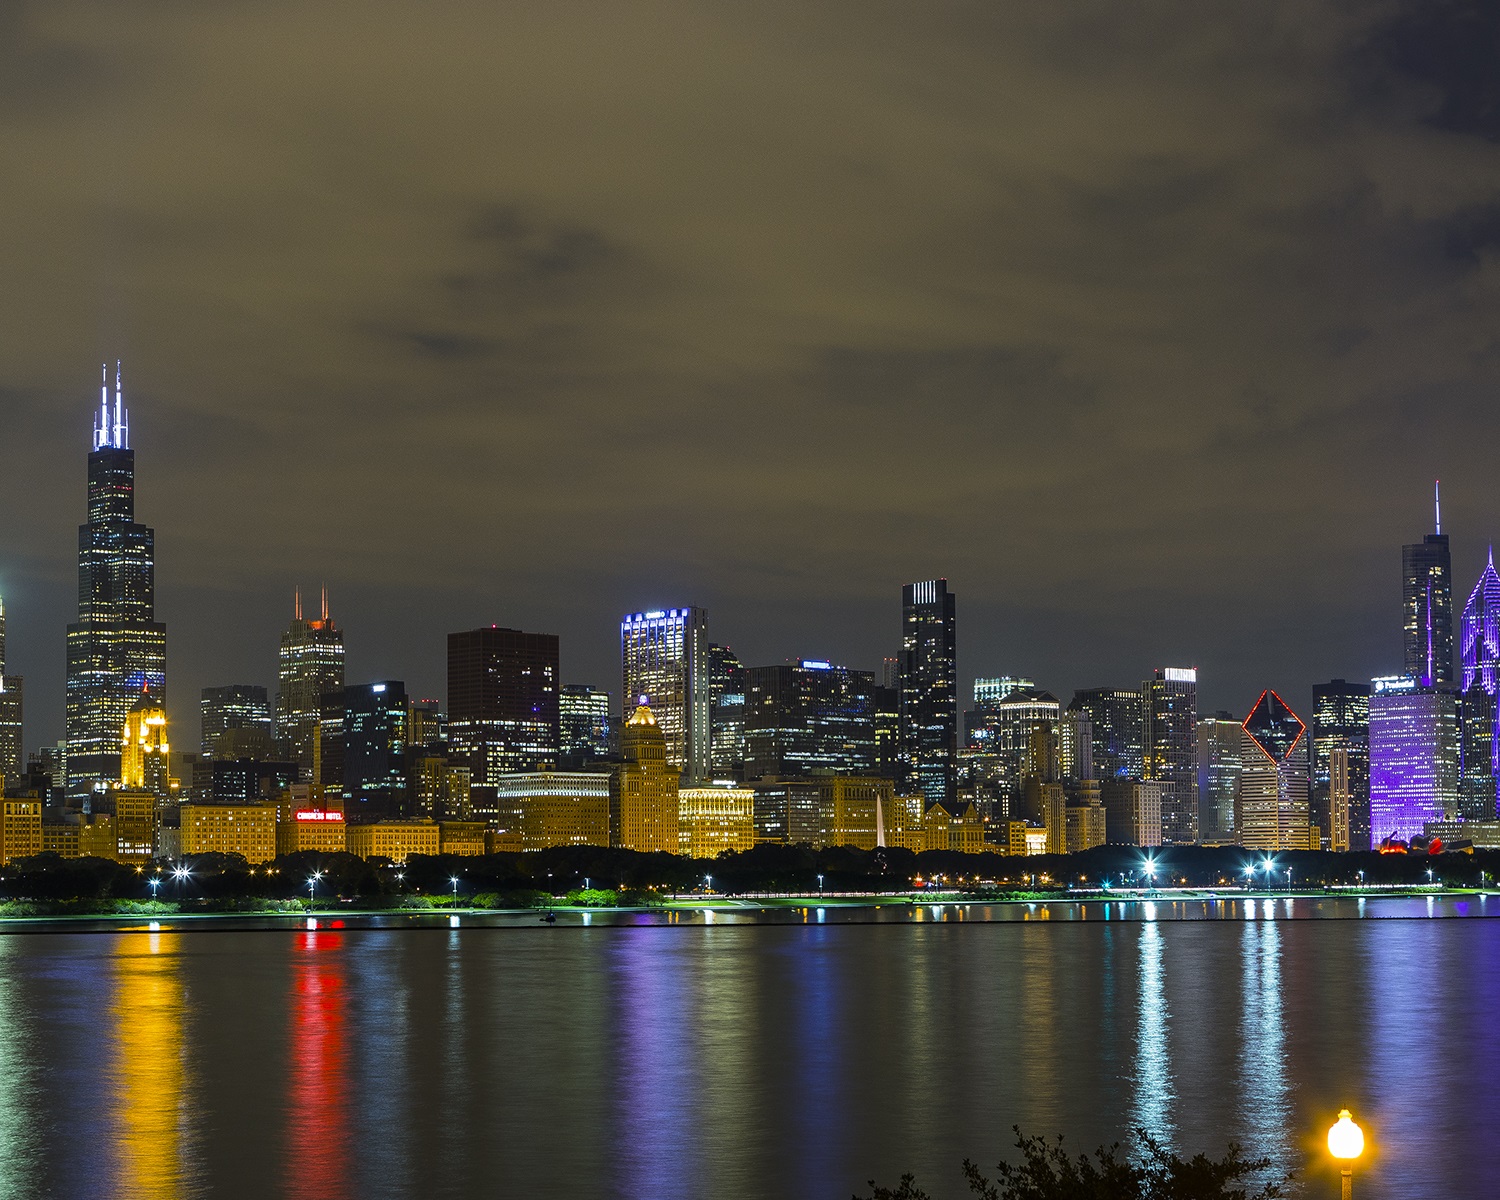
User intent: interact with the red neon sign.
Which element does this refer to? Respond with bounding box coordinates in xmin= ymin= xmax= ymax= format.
xmin=295 ymin=810 xmax=344 ymax=823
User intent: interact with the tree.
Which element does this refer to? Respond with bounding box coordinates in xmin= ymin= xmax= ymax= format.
xmin=857 ymin=1130 xmax=1285 ymax=1200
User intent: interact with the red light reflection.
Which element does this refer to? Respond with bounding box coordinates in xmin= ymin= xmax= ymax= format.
xmin=286 ymin=931 xmax=350 ymax=1199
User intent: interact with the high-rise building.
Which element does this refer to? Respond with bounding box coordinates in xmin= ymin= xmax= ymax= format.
xmin=1196 ymin=711 xmax=1241 ymax=844
xmin=340 ymin=681 xmax=410 ymax=821
xmin=448 ymin=626 xmax=560 ymax=784
xmin=200 ymin=685 xmax=273 ymax=760
xmin=1369 ymin=675 xmax=1460 ymax=844
xmin=1329 ymin=746 xmax=1352 ymax=852
xmin=1237 ymin=689 xmax=1313 ymax=851
xmin=972 ymin=676 xmax=1035 ymax=711
xmin=620 ymin=607 xmax=710 ymax=781
xmin=1068 ymin=689 xmax=1144 ymax=781
xmin=121 ymin=693 xmax=174 ymax=803
xmin=1459 ymin=551 xmax=1500 ymax=821
xmin=559 ymin=684 xmax=614 ymax=768
xmin=1143 ymin=667 xmax=1198 ymax=844
xmin=678 ymin=784 xmax=756 ymax=857
xmin=873 ymin=684 xmax=900 ymax=778
xmin=898 ymin=579 xmax=957 ymax=804
xmin=1100 ymin=778 xmax=1161 ymax=847
xmin=610 ymin=700 xmax=679 ymax=852
xmin=275 ymin=590 xmax=344 ymax=777
xmin=1309 ymin=680 xmax=1371 ymax=850
xmin=65 ymin=365 xmax=167 ymax=804
xmin=741 ymin=660 xmax=875 ymax=779
xmin=964 ymin=676 xmax=1036 ymax=752
xmin=972 ymin=686 xmax=1060 ymax=798
xmin=707 ymin=643 xmax=746 ymax=778
xmin=0 ymin=596 xmax=21 ymax=782
xmin=1403 ymin=490 xmax=1454 ymax=687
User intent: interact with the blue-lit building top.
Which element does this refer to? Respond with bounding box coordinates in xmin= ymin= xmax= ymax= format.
xmin=1369 ymin=676 xmax=1459 ymax=843
xmin=620 ymin=607 xmax=709 ymax=782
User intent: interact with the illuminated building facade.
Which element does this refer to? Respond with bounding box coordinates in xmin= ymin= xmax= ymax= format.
xmin=1143 ymin=667 xmax=1198 ymax=844
xmin=0 ymin=596 xmax=22 ymax=782
xmin=817 ymin=776 xmax=892 ymax=850
xmin=559 ymin=683 xmax=614 ymax=768
xmin=113 ymin=790 xmax=159 ymax=863
xmin=1100 ymin=778 xmax=1162 ymax=847
xmin=678 ymin=785 xmax=756 ymax=857
xmin=873 ymin=684 xmax=900 ymax=778
xmin=121 ymin=694 xmax=174 ymax=802
xmin=1329 ymin=746 xmax=1352 ymax=851
xmin=707 ymin=643 xmax=746 ymax=778
xmin=1308 ymin=679 xmax=1371 ymax=850
xmin=276 ymin=806 xmax=347 ymax=856
xmin=339 ymin=681 xmax=410 ymax=821
xmin=620 ymin=607 xmax=710 ymax=781
xmin=898 ymin=579 xmax=957 ymax=804
xmin=1068 ymin=688 xmax=1144 ymax=780
xmin=921 ymin=799 xmax=985 ymax=853
xmin=275 ymin=590 xmax=344 ymax=777
xmin=65 ymin=365 xmax=168 ymax=804
xmin=180 ymin=802 xmax=277 ymax=863
xmin=409 ymin=751 xmax=471 ymax=819
xmin=1195 ymin=711 xmax=1241 ymax=844
xmin=610 ymin=702 xmax=680 ymax=852
xmin=1369 ymin=675 xmax=1459 ymax=843
xmin=1460 ymin=551 xmax=1500 ymax=821
xmin=0 ymin=797 xmax=41 ymax=865
xmin=343 ymin=819 xmax=440 ymax=863
xmin=199 ymin=684 xmax=273 ymax=759
xmin=741 ymin=660 xmax=875 ymax=779
xmin=438 ymin=820 xmax=487 ymax=856
xmin=448 ymin=626 xmax=560 ymax=783
xmin=492 ymin=771 xmax=611 ymax=851
xmin=1236 ymin=689 xmax=1313 ymax=851
xmin=1403 ymin=494 xmax=1454 ymax=687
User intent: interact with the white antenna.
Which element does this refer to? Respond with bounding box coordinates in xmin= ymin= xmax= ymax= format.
xmin=1435 ymin=479 xmax=1442 ymax=536
xmin=113 ymin=360 xmax=128 ymax=449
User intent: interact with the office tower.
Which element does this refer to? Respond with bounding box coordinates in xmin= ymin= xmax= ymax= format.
xmin=1459 ymin=551 xmax=1500 ymax=821
xmin=210 ymin=758 xmax=298 ymax=805
xmin=741 ymin=660 xmax=876 ymax=779
xmin=1143 ymin=667 xmax=1199 ymax=844
xmin=1100 ymin=778 xmax=1162 ymax=847
xmin=0 ymin=596 xmax=21 ymax=782
xmin=620 ymin=607 xmax=709 ymax=781
xmin=1403 ymin=488 xmax=1454 ymax=687
xmin=1329 ymin=746 xmax=1352 ymax=852
xmin=492 ymin=771 xmax=611 ymax=851
xmin=1237 ymin=690 xmax=1312 ymax=851
xmin=707 ymin=643 xmax=745 ymax=778
xmin=1059 ymin=707 xmax=1093 ymax=782
xmin=1369 ymin=675 xmax=1460 ymax=843
xmin=898 ymin=579 xmax=957 ymax=804
xmin=409 ymin=752 xmax=471 ymax=820
xmin=275 ymin=589 xmax=344 ymax=777
xmin=406 ymin=697 xmax=445 ymax=751
xmin=448 ymin=626 xmax=560 ymax=784
xmin=121 ymin=694 xmax=174 ymax=801
xmin=1068 ymin=689 xmax=1144 ymax=780
xmin=973 ymin=686 xmax=1060 ymax=795
xmin=965 ymin=676 xmax=1036 ymax=751
xmin=65 ymin=365 xmax=167 ymax=804
xmin=1196 ymin=711 xmax=1241 ymax=844
xmin=610 ymin=701 xmax=679 ymax=852
xmin=678 ymin=784 xmax=756 ymax=856
xmin=873 ymin=684 xmax=900 ymax=778
xmin=972 ymin=676 xmax=1035 ymax=711
xmin=340 ymin=681 xmax=410 ymax=821
xmin=199 ymin=685 xmax=273 ymax=759
xmin=559 ymin=684 xmax=614 ymax=768
xmin=1309 ymin=680 xmax=1372 ymax=850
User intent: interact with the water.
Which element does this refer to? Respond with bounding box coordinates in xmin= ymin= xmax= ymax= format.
xmin=0 ymin=900 xmax=1494 ymax=1198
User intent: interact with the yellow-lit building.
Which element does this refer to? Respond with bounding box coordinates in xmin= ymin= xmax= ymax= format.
xmin=610 ymin=702 xmax=679 ymax=852
xmin=411 ymin=753 xmax=473 ymax=820
xmin=180 ymin=802 xmax=277 ymax=863
xmin=439 ymin=821 xmax=487 ymax=856
xmin=276 ymin=806 xmax=347 ymax=856
xmin=0 ymin=797 xmax=42 ymax=865
xmin=486 ymin=829 xmax=523 ymax=853
xmin=80 ymin=815 xmax=118 ymax=860
xmin=992 ymin=819 xmax=1030 ymax=856
xmin=679 ymin=785 xmax=756 ymax=857
xmin=1065 ymin=802 xmax=1106 ymax=853
xmin=883 ymin=792 xmax=928 ymax=853
xmin=817 ymin=777 xmax=892 ymax=850
xmin=494 ymin=771 xmax=611 ymax=851
xmin=922 ymin=799 xmax=986 ymax=854
xmin=114 ymin=791 xmax=159 ymax=864
xmin=345 ymin=819 xmax=440 ymax=863
xmin=121 ymin=694 xmax=177 ymax=802
xmin=42 ymin=819 xmax=81 ymax=858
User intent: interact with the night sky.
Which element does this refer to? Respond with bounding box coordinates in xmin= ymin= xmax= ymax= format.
xmin=5 ymin=2 xmax=1500 ymax=750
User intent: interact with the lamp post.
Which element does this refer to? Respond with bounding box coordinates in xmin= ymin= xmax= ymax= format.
xmin=1327 ymin=1108 xmax=1364 ymax=1198
xmin=450 ymin=876 xmax=460 ymax=908
xmin=818 ymin=873 xmax=824 ymax=896
xmin=148 ymin=877 xmax=161 ymax=902
xmin=307 ymin=870 xmax=323 ymax=911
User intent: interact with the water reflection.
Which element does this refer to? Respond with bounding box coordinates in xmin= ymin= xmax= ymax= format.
xmin=111 ymin=932 xmax=193 ymax=1199
xmin=286 ymin=931 xmax=350 ymax=1200
xmin=0 ymin=940 xmax=36 ymax=1197
xmin=1129 ymin=922 xmax=1174 ymax=1145
xmin=1237 ymin=920 xmax=1290 ymax=1167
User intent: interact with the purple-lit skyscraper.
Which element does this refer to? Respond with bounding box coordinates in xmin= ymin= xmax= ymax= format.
xmin=1402 ymin=486 xmax=1454 ymax=688
xmin=1459 ymin=551 xmax=1500 ymax=820
xmin=1369 ymin=676 xmax=1459 ymax=843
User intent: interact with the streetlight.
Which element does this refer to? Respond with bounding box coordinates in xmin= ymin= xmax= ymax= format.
xmin=450 ymin=876 xmax=460 ymax=907
xmin=307 ymin=870 xmax=323 ymax=910
xmin=705 ymin=874 xmax=712 ymax=894
xmin=148 ymin=877 xmax=161 ymax=901
xmin=1327 ymin=1108 xmax=1365 ymax=1198
xmin=172 ymin=866 xmax=191 ymax=898
xmin=817 ymin=873 xmax=824 ymax=895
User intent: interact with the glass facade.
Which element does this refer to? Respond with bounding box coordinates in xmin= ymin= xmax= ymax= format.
xmin=341 ymin=681 xmax=411 ymax=821
xmin=1237 ymin=689 xmax=1311 ymax=851
xmin=707 ymin=643 xmax=745 ymax=779
xmin=1196 ymin=711 xmax=1240 ymax=844
xmin=741 ymin=660 xmax=875 ymax=779
xmin=448 ymin=627 xmax=560 ymax=784
xmin=1068 ymin=688 xmax=1144 ymax=781
xmin=275 ymin=593 xmax=345 ymax=777
xmin=199 ymin=684 xmax=273 ymax=759
xmin=1369 ymin=677 xmax=1459 ymax=844
xmin=1143 ymin=667 xmax=1198 ymax=844
xmin=559 ymin=684 xmax=614 ymax=768
xmin=1459 ymin=552 xmax=1500 ymax=821
xmin=620 ymin=608 xmax=709 ymax=781
xmin=1403 ymin=530 xmax=1454 ymax=687
xmin=0 ymin=598 xmax=20 ymax=781
xmin=65 ymin=366 xmax=168 ymax=804
xmin=898 ymin=579 xmax=957 ymax=804
xmin=1309 ymin=679 xmax=1371 ymax=850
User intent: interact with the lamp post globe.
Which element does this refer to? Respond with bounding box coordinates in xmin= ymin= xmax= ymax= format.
xmin=1327 ymin=1108 xmax=1364 ymax=1199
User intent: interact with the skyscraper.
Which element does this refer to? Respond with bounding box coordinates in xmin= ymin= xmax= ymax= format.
xmin=448 ymin=626 xmax=560 ymax=783
xmin=1236 ymin=689 xmax=1312 ymax=851
xmin=65 ymin=364 xmax=167 ymax=804
xmin=620 ymin=607 xmax=709 ymax=781
xmin=0 ymin=596 xmax=21 ymax=782
xmin=1196 ymin=711 xmax=1241 ymax=844
xmin=741 ymin=660 xmax=876 ymax=779
xmin=707 ymin=643 xmax=746 ymax=779
xmin=609 ymin=700 xmax=679 ymax=852
xmin=200 ymin=684 xmax=274 ymax=759
xmin=121 ymin=693 xmax=174 ymax=802
xmin=1369 ymin=675 xmax=1460 ymax=843
xmin=1308 ymin=680 xmax=1371 ymax=850
xmin=340 ymin=680 xmax=410 ymax=821
xmin=1068 ymin=688 xmax=1144 ymax=780
xmin=1459 ymin=551 xmax=1500 ymax=821
xmin=1143 ymin=667 xmax=1198 ymax=844
xmin=275 ymin=589 xmax=345 ymax=777
xmin=1403 ymin=488 xmax=1454 ymax=687
xmin=559 ymin=684 xmax=614 ymax=768
xmin=898 ymin=579 xmax=957 ymax=804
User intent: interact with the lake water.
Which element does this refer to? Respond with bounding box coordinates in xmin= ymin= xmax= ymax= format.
xmin=0 ymin=898 xmax=1494 ymax=1199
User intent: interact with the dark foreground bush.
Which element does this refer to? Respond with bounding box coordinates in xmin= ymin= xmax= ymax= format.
xmin=858 ymin=1129 xmax=1285 ymax=1200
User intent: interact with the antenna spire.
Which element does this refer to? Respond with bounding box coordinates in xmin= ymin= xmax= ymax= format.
xmin=320 ymin=586 xmax=328 ymax=622
xmin=1435 ymin=479 xmax=1442 ymax=536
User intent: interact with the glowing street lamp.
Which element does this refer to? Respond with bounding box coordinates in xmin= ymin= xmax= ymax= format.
xmin=1327 ymin=1108 xmax=1364 ymax=1198
xmin=148 ymin=877 xmax=161 ymax=901
xmin=307 ymin=870 xmax=323 ymax=909
xmin=818 ymin=873 xmax=824 ymax=895
xmin=450 ymin=876 xmax=460 ymax=907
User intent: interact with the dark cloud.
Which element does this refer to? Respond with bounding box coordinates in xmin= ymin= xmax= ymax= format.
xmin=4 ymin=1 xmax=1500 ymax=749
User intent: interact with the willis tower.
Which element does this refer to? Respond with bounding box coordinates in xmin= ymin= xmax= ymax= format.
xmin=65 ymin=364 xmax=167 ymax=804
